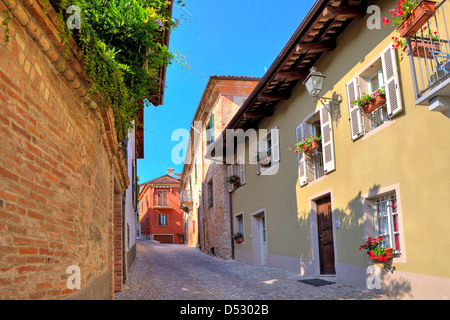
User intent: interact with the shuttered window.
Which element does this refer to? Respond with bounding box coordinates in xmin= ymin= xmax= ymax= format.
xmin=296 ymin=104 xmax=335 ymax=187
xmin=157 ymin=191 xmax=168 ymax=206
xmin=346 ymin=44 xmax=403 ymax=140
xmin=158 ymin=214 xmax=168 ymax=226
xmin=255 ymin=126 xmax=280 ymax=175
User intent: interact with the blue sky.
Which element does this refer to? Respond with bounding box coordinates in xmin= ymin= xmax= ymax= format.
xmin=137 ymin=0 xmax=316 ymax=183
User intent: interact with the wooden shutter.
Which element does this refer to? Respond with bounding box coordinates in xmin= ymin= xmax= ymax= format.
xmin=346 ymin=77 xmax=363 ymax=140
xmin=296 ymin=123 xmax=308 ymax=186
xmin=381 ymin=45 xmax=403 ymax=118
xmin=227 ymin=165 xmax=234 ymax=193
xmin=320 ymin=103 xmax=336 ymax=174
xmin=209 ymin=113 xmax=214 ymax=143
xmin=271 ymin=126 xmax=280 ymax=164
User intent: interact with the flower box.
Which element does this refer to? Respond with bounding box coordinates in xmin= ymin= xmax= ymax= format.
xmin=384 ymin=248 xmax=394 ymax=259
xmin=306 ymin=140 xmax=320 ymax=153
xmin=234 ymin=237 xmax=244 ymax=243
xmin=361 ymin=94 xmax=386 ymax=114
xmin=397 ymin=1 xmax=437 ymax=38
xmin=409 ymin=39 xmax=440 ymax=58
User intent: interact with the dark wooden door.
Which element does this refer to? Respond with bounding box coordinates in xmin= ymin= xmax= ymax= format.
xmin=316 ymin=195 xmax=335 ymax=274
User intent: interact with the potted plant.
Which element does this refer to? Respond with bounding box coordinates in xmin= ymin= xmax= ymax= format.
xmin=233 ymin=232 xmax=244 ymax=243
xmin=227 ymin=175 xmax=240 ymax=185
xmin=291 ymin=134 xmax=321 ymax=154
xmin=351 ymin=87 xmax=386 ymax=114
xmin=409 ymin=26 xmax=440 ymax=58
xmin=359 ymin=237 xmax=394 ymax=262
xmin=383 ymin=0 xmax=437 ymax=38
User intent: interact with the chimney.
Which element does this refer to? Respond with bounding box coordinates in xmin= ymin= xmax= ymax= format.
xmin=175 ymin=172 xmax=182 ymax=180
xmin=167 ymin=168 xmax=174 ymax=176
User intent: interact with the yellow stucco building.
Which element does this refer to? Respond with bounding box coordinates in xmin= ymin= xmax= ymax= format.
xmin=221 ymin=0 xmax=450 ymax=299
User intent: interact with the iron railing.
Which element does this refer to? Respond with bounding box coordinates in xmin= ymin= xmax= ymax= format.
xmin=408 ymin=0 xmax=450 ymax=101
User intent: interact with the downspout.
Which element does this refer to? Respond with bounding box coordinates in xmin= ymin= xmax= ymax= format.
xmin=229 ymin=190 xmax=234 ymax=260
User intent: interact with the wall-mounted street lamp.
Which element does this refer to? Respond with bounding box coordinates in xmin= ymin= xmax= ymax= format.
xmin=303 ymin=67 xmax=342 ymax=105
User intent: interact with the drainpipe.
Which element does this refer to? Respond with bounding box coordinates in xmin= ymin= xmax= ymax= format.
xmin=229 ymin=191 xmax=234 ymax=260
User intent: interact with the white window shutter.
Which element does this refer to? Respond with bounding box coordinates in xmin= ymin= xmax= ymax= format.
xmin=271 ymin=126 xmax=280 ymax=164
xmin=296 ymin=123 xmax=308 ymax=186
xmin=238 ymin=155 xmax=246 ymax=185
xmin=381 ymin=45 xmax=403 ymax=118
xmin=320 ymin=103 xmax=336 ymax=174
xmin=346 ymin=77 xmax=363 ymax=140
xmin=227 ymin=165 xmax=234 ymax=193
xmin=255 ymin=140 xmax=261 ymax=175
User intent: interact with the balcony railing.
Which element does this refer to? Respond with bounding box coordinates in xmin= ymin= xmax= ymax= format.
xmin=408 ymin=0 xmax=450 ymax=109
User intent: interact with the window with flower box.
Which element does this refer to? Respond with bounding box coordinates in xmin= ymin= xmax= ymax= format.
xmin=346 ymin=45 xmax=403 ymax=141
xmin=297 ymin=103 xmax=335 ymax=187
xmin=227 ymin=154 xmax=246 ymax=193
xmin=255 ymin=126 xmax=280 ymax=175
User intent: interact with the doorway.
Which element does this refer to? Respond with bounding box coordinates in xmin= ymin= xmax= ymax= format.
xmin=316 ymin=195 xmax=335 ymax=275
xmin=251 ymin=211 xmax=267 ymax=266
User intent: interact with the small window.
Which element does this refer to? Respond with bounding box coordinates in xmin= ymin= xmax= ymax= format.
xmin=369 ymin=192 xmax=401 ymax=254
xmin=207 ymin=180 xmax=213 ymax=208
xmin=158 ymin=214 xmax=168 ymax=226
xmin=235 ymin=213 xmax=244 ymax=240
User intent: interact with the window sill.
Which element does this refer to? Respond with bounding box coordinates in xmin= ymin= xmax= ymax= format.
xmin=154 ymin=206 xmax=172 ymax=209
xmin=361 ymin=119 xmax=396 ymax=141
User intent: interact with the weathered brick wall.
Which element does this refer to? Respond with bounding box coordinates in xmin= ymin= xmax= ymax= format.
xmin=0 ymin=0 xmax=127 ymax=299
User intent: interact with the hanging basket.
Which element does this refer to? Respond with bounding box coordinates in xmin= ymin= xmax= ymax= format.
xmin=397 ymin=1 xmax=437 ymax=38
xmin=362 ymin=95 xmax=386 ymax=114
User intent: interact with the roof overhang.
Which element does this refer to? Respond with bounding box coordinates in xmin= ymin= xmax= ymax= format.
xmin=221 ymin=0 xmax=370 ymax=135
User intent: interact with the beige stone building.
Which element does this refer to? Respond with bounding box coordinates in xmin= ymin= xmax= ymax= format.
xmin=179 ymin=75 xmax=259 ymax=259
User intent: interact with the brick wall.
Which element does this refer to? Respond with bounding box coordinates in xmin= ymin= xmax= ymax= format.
xmin=0 ymin=0 xmax=128 ymax=299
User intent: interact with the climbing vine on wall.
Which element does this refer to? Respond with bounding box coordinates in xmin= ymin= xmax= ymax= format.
xmin=2 ymin=0 xmax=186 ymax=141
xmin=57 ymin=0 xmax=184 ymax=140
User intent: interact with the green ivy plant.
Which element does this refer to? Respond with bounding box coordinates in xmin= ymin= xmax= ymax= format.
xmin=3 ymin=0 xmax=186 ymax=141
xmin=59 ymin=0 xmax=185 ymax=140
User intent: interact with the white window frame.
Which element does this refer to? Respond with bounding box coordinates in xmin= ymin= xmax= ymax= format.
xmin=362 ymin=184 xmax=406 ymax=263
xmin=234 ymin=212 xmax=245 ymax=242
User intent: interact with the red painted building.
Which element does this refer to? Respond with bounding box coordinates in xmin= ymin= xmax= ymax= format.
xmin=138 ymin=169 xmax=185 ymax=244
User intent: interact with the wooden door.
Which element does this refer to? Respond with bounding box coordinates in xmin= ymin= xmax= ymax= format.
xmin=316 ymin=195 xmax=335 ymax=274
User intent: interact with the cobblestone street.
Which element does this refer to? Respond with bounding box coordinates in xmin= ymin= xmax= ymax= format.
xmin=114 ymin=239 xmax=394 ymax=300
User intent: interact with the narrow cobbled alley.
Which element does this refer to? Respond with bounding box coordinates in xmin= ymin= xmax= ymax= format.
xmin=114 ymin=239 xmax=394 ymax=300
